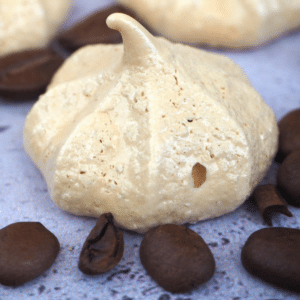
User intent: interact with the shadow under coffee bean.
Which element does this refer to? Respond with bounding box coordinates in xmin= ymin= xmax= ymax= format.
xmin=0 ymin=222 xmax=60 ymax=286
xmin=139 ymin=224 xmax=215 ymax=293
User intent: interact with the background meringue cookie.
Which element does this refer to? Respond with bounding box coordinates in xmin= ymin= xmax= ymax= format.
xmin=117 ymin=0 xmax=300 ymax=48
xmin=0 ymin=0 xmax=72 ymax=57
xmin=24 ymin=13 xmax=278 ymax=233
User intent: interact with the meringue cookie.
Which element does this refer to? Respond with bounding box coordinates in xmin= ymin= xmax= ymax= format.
xmin=24 ymin=13 xmax=278 ymax=233
xmin=0 ymin=0 xmax=72 ymax=57
xmin=117 ymin=0 xmax=300 ymax=48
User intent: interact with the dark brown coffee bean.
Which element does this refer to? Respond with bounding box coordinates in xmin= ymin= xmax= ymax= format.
xmin=57 ymin=5 xmax=139 ymax=52
xmin=139 ymin=224 xmax=215 ymax=293
xmin=276 ymin=109 xmax=300 ymax=162
xmin=277 ymin=150 xmax=300 ymax=206
xmin=0 ymin=222 xmax=60 ymax=286
xmin=0 ymin=48 xmax=64 ymax=99
xmin=241 ymin=227 xmax=300 ymax=292
xmin=78 ymin=213 xmax=124 ymax=275
xmin=252 ymin=184 xmax=292 ymax=226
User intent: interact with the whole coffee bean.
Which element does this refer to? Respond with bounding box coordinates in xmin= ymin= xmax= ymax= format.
xmin=57 ymin=5 xmax=138 ymax=52
xmin=0 ymin=48 xmax=64 ymax=99
xmin=139 ymin=224 xmax=215 ymax=293
xmin=78 ymin=213 xmax=124 ymax=275
xmin=241 ymin=227 xmax=300 ymax=292
xmin=277 ymin=150 xmax=300 ymax=206
xmin=0 ymin=222 xmax=60 ymax=286
xmin=276 ymin=109 xmax=300 ymax=162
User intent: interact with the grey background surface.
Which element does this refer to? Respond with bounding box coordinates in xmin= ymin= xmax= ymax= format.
xmin=0 ymin=0 xmax=300 ymax=299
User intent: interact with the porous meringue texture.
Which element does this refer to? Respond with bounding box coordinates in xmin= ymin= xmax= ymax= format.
xmin=0 ymin=0 xmax=72 ymax=56
xmin=24 ymin=13 xmax=278 ymax=233
xmin=117 ymin=0 xmax=300 ymax=48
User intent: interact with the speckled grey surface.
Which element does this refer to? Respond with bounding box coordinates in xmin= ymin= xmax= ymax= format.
xmin=0 ymin=1 xmax=300 ymax=299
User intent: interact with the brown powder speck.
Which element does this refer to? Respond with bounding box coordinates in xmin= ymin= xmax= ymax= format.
xmin=174 ymin=75 xmax=178 ymax=85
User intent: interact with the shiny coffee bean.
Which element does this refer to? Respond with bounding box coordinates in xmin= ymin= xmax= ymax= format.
xmin=277 ymin=150 xmax=300 ymax=206
xmin=78 ymin=213 xmax=124 ymax=275
xmin=0 ymin=48 xmax=64 ymax=99
xmin=139 ymin=224 xmax=215 ymax=293
xmin=0 ymin=222 xmax=60 ymax=286
xmin=241 ymin=227 xmax=300 ymax=292
xmin=276 ymin=109 xmax=300 ymax=162
xmin=57 ymin=5 xmax=139 ymax=52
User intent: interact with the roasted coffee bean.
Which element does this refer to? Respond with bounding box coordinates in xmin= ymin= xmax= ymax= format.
xmin=0 ymin=48 xmax=64 ymax=99
xmin=241 ymin=227 xmax=300 ymax=292
xmin=277 ymin=150 xmax=300 ymax=206
xmin=276 ymin=109 xmax=300 ymax=162
xmin=252 ymin=184 xmax=292 ymax=226
xmin=57 ymin=5 xmax=139 ymax=52
xmin=139 ymin=224 xmax=215 ymax=293
xmin=0 ymin=222 xmax=60 ymax=286
xmin=78 ymin=213 xmax=124 ymax=275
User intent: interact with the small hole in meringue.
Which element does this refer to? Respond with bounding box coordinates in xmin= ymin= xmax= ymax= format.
xmin=192 ymin=163 xmax=206 ymax=188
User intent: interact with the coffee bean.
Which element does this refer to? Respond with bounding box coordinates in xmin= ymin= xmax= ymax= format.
xmin=0 ymin=222 xmax=60 ymax=286
xmin=0 ymin=48 xmax=64 ymax=99
xmin=252 ymin=184 xmax=292 ymax=226
xmin=139 ymin=224 xmax=215 ymax=293
xmin=277 ymin=150 xmax=300 ymax=206
xmin=78 ymin=213 xmax=124 ymax=275
xmin=57 ymin=5 xmax=139 ymax=52
xmin=241 ymin=227 xmax=300 ymax=292
xmin=276 ymin=109 xmax=300 ymax=162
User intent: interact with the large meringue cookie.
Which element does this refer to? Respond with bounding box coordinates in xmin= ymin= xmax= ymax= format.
xmin=0 ymin=0 xmax=72 ymax=56
xmin=24 ymin=13 xmax=278 ymax=233
xmin=117 ymin=0 xmax=300 ymax=48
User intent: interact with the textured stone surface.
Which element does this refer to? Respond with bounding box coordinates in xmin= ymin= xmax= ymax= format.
xmin=0 ymin=0 xmax=299 ymax=299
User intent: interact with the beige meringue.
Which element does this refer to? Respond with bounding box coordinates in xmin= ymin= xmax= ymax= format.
xmin=117 ymin=0 xmax=300 ymax=48
xmin=0 ymin=0 xmax=72 ymax=57
xmin=24 ymin=13 xmax=278 ymax=233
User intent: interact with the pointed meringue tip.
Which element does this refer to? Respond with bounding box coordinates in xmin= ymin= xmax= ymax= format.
xmin=106 ymin=13 xmax=160 ymax=67
xmin=106 ymin=12 xmax=133 ymax=29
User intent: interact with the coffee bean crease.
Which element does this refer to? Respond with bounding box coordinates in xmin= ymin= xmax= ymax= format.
xmin=78 ymin=213 xmax=124 ymax=275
